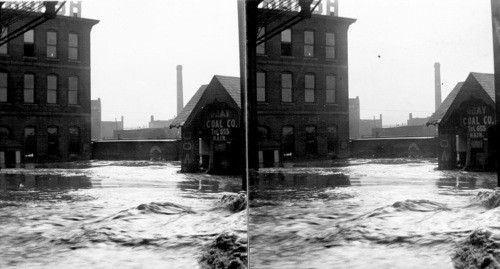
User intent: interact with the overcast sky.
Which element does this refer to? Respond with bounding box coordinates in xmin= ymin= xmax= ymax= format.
xmin=83 ymin=0 xmax=493 ymax=128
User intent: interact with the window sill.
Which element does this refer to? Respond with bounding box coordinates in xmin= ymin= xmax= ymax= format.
xmin=23 ymin=103 xmax=38 ymax=106
xmin=257 ymin=102 xmax=269 ymax=105
xmin=324 ymin=103 xmax=339 ymax=106
xmin=46 ymin=103 xmax=60 ymax=106
xmin=68 ymin=59 xmax=81 ymax=64
xmin=303 ymin=57 xmax=317 ymax=60
xmin=0 ymin=102 xmax=12 ymax=105
xmin=304 ymin=102 xmax=317 ymax=105
xmin=281 ymin=56 xmax=294 ymax=59
xmin=0 ymin=54 xmax=11 ymax=58
xmin=23 ymin=56 xmax=37 ymax=61
xmin=281 ymin=102 xmax=295 ymax=106
xmin=68 ymin=104 xmax=81 ymax=107
xmin=46 ymin=57 xmax=60 ymax=62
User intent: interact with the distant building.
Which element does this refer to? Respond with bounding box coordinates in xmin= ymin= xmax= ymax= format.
xmin=349 ymin=97 xmax=360 ymax=139
xmin=359 ymin=115 xmax=382 ymax=138
xmin=0 ymin=8 xmax=98 ymax=166
xmin=371 ymin=113 xmax=437 ymax=138
xmin=408 ymin=113 xmax=430 ymax=126
xmin=427 ymin=72 xmax=496 ymax=171
xmin=149 ymin=115 xmax=172 ymax=128
xmin=256 ymin=8 xmax=356 ymax=165
xmin=90 ymin=99 xmax=124 ymax=140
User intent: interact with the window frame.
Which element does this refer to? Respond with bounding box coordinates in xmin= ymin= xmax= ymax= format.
xmin=47 ymin=74 xmax=58 ymax=104
xmin=304 ymin=30 xmax=315 ymax=57
xmin=24 ymin=29 xmax=35 ymax=57
xmin=281 ymin=125 xmax=295 ymax=157
xmin=281 ymin=72 xmax=293 ymax=103
xmin=46 ymin=30 xmax=57 ymax=58
xmin=0 ymin=26 xmax=8 ymax=54
xmin=23 ymin=73 xmax=35 ymax=103
xmin=281 ymin=29 xmax=292 ymax=56
xmin=304 ymin=73 xmax=315 ymax=103
xmin=68 ymin=33 xmax=79 ymax=61
xmin=256 ymin=27 xmax=266 ymax=55
xmin=68 ymin=76 xmax=78 ymax=105
xmin=0 ymin=72 xmax=7 ymax=102
xmin=257 ymin=71 xmax=266 ymax=102
xmin=325 ymin=32 xmax=336 ymax=59
xmin=326 ymin=74 xmax=337 ymax=104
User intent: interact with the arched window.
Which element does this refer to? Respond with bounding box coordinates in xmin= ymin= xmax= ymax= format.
xmin=24 ymin=127 xmax=36 ymax=158
xmin=327 ymin=125 xmax=338 ymax=154
xmin=68 ymin=126 xmax=80 ymax=155
xmin=282 ymin=125 xmax=294 ymax=157
xmin=305 ymin=125 xmax=317 ymax=154
xmin=47 ymin=126 xmax=59 ymax=156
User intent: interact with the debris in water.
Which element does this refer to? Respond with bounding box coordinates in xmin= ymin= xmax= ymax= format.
xmin=453 ymin=229 xmax=500 ymax=269
xmin=220 ymin=191 xmax=247 ymax=213
xmin=199 ymin=232 xmax=248 ymax=269
xmin=474 ymin=188 xmax=500 ymax=209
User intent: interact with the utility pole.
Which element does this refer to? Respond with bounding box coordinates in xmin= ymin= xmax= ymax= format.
xmin=491 ymin=0 xmax=500 ymax=186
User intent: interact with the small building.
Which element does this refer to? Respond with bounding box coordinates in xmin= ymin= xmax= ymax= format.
xmin=427 ymin=72 xmax=496 ymax=171
xmin=0 ymin=7 xmax=98 ymax=167
xmin=170 ymin=75 xmax=241 ymax=174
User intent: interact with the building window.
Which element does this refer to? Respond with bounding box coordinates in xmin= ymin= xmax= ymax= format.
xmin=47 ymin=31 xmax=57 ymax=58
xmin=24 ymin=74 xmax=34 ymax=103
xmin=326 ymin=32 xmax=336 ymax=59
xmin=68 ymin=126 xmax=80 ymax=155
xmin=258 ymin=126 xmax=269 ymax=141
xmin=0 ymin=127 xmax=10 ymax=139
xmin=326 ymin=75 xmax=336 ymax=104
xmin=24 ymin=29 xmax=35 ymax=57
xmin=281 ymin=29 xmax=292 ymax=56
xmin=68 ymin=76 xmax=78 ymax=104
xmin=0 ymin=72 xmax=7 ymax=102
xmin=0 ymin=27 xmax=8 ymax=54
xmin=257 ymin=27 xmax=265 ymax=55
xmin=305 ymin=125 xmax=318 ymax=154
xmin=282 ymin=126 xmax=294 ymax=157
xmin=281 ymin=72 xmax=292 ymax=103
xmin=68 ymin=33 xmax=78 ymax=60
xmin=47 ymin=126 xmax=59 ymax=156
xmin=24 ymin=127 xmax=36 ymax=158
xmin=304 ymin=73 xmax=315 ymax=103
xmin=304 ymin=30 xmax=314 ymax=57
xmin=47 ymin=75 xmax=57 ymax=104
xmin=257 ymin=71 xmax=266 ymax=102
xmin=327 ymin=125 xmax=338 ymax=154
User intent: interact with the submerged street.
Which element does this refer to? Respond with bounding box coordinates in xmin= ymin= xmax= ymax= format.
xmin=249 ymin=158 xmax=498 ymax=268
xmin=0 ymin=161 xmax=245 ymax=268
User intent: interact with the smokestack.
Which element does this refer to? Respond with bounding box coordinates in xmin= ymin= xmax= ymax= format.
xmin=409 ymin=113 xmax=412 ymax=119
xmin=434 ymin=62 xmax=442 ymax=111
xmin=150 ymin=115 xmax=154 ymax=122
xmin=176 ymin=65 xmax=184 ymax=116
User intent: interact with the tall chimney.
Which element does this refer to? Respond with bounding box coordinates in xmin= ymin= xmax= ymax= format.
xmin=176 ymin=65 xmax=184 ymax=116
xmin=434 ymin=62 xmax=442 ymax=111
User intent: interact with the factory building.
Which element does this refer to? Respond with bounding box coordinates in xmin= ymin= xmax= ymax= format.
xmin=0 ymin=6 xmax=98 ymax=167
xmin=256 ymin=7 xmax=355 ymax=166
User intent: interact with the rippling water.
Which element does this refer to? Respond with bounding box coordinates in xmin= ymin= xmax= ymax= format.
xmin=0 ymin=161 xmax=245 ymax=268
xmin=249 ymin=158 xmax=499 ymax=268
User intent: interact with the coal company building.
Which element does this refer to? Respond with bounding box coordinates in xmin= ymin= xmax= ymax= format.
xmin=0 ymin=5 xmax=98 ymax=167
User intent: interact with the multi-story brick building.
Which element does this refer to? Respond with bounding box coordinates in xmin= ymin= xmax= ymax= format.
xmin=256 ymin=8 xmax=355 ymax=165
xmin=0 ymin=7 xmax=98 ymax=166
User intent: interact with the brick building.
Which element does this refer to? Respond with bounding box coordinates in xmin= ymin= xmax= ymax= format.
xmin=0 ymin=8 xmax=98 ymax=166
xmin=256 ymin=8 xmax=355 ymax=165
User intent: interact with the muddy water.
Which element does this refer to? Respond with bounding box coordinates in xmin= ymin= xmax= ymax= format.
xmin=249 ymin=158 xmax=499 ymax=268
xmin=0 ymin=161 xmax=245 ymax=268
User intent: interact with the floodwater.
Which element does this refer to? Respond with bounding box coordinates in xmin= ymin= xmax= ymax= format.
xmin=249 ymin=158 xmax=499 ymax=268
xmin=0 ymin=161 xmax=245 ymax=269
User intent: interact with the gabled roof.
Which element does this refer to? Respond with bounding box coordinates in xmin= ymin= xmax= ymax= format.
xmin=170 ymin=85 xmax=208 ymax=128
xmin=214 ymin=75 xmax=241 ymax=107
xmin=427 ymin=72 xmax=495 ymax=126
xmin=170 ymin=75 xmax=241 ymax=128
xmin=427 ymin=82 xmax=463 ymax=125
